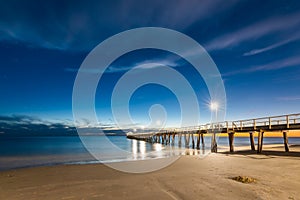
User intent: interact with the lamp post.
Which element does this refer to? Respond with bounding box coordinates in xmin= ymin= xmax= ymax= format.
xmin=210 ymin=102 xmax=218 ymax=153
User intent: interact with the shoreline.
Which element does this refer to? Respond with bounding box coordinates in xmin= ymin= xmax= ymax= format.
xmin=1 ymin=143 xmax=299 ymax=172
xmin=1 ymin=146 xmax=300 ymax=199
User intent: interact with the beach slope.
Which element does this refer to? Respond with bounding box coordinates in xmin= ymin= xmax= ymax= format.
xmin=1 ymin=147 xmax=300 ymax=200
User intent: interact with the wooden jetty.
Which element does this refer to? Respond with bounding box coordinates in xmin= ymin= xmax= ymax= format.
xmin=126 ymin=113 xmax=300 ymax=153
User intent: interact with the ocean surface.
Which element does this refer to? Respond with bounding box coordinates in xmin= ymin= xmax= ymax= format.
xmin=0 ymin=136 xmax=299 ymax=171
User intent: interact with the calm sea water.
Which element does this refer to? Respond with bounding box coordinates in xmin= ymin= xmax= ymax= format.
xmin=0 ymin=136 xmax=299 ymax=171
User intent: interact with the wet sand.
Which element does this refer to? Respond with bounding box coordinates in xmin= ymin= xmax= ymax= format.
xmin=1 ymin=145 xmax=300 ymax=200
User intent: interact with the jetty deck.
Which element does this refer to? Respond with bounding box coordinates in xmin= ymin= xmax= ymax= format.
xmin=126 ymin=113 xmax=300 ymax=153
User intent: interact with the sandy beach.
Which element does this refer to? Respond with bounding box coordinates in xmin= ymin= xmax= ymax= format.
xmin=1 ymin=0 xmax=300 ymax=199
xmin=1 ymin=145 xmax=300 ymax=200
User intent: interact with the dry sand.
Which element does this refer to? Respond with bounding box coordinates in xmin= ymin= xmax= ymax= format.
xmin=1 ymin=145 xmax=300 ymax=200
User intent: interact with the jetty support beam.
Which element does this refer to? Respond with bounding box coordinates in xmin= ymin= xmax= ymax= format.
xmin=192 ymin=133 xmax=195 ymax=149
xmin=228 ymin=132 xmax=235 ymax=152
xmin=283 ymin=131 xmax=289 ymax=152
xmin=249 ymin=132 xmax=255 ymax=151
xmin=196 ymin=132 xmax=200 ymax=149
xmin=201 ymin=133 xmax=204 ymax=147
xmin=257 ymin=130 xmax=264 ymax=153
xmin=211 ymin=132 xmax=217 ymax=153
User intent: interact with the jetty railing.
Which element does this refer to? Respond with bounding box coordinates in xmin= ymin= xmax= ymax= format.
xmin=126 ymin=113 xmax=300 ymax=154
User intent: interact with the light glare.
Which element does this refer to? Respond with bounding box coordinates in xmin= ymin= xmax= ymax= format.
xmin=210 ymin=102 xmax=218 ymax=110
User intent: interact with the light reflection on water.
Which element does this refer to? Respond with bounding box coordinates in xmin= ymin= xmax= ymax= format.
xmin=1 ymin=136 xmax=299 ymax=170
xmin=139 ymin=141 xmax=146 ymax=159
xmin=154 ymin=143 xmax=162 ymax=151
xmin=132 ymin=139 xmax=137 ymax=154
xmin=124 ymin=136 xmax=211 ymax=161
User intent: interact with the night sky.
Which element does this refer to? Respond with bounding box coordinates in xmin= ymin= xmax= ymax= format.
xmin=0 ymin=0 xmax=300 ymax=134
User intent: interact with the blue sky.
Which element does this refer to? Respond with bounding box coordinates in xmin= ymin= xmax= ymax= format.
xmin=0 ymin=0 xmax=300 ymax=133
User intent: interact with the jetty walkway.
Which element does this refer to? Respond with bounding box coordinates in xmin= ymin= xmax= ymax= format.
xmin=126 ymin=113 xmax=300 ymax=153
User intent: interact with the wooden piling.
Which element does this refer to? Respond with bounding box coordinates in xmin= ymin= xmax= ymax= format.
xmin=127 ymin=113 xmax=300 ymax=154
xmin=211 ymin=132 xmax=217 ymax=153
xmin=191 ymin=133 xmax=195 ymax=149
xmin=185 ymin=133 xmax=189 ymax=147
xmin=249 ymin=132 xmax=255 ymax=151
xmin=158 ymin=135 xmax=160 ymax=143
xmin=228 ymin=132 xmax=234 ymax=152
xmin=165 ymin=134 xmax=168 ymax=145
xmin=178 ymin=133 xmax=182 ymax=147
xmin=260 ymin=131 xmax=264 ymax=152
xmin=196 ymin=132 xmax=200 ymax=149
xmin=172 ymin=133 xmax=175 ymax=145
xmin=201 ymin=133 xmax=204 ymax=147
xmin=257 ymin=130 xmax=264 ymax=153
xmin=188 ymin=133 xmax=191 ymax=146
xmin=257 ymin=131 xmax=261 ymax=153
xmin=283 ymin=131 xmax=289 ymax=152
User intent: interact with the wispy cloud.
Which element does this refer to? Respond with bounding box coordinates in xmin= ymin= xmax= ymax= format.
xmin=243 ymin=32 xmax=300 ymax=56
xmin=0 ymin=0 xmax=239 ymax=51
xmin=65 ymin=58 xmax=179 ymax=74
xmin=223 ymin=55 xmax=300 ymax=76
xmin=205 ymin=12 xmax=300 ymax=52
xmin=135 ymin=0 xmax=240 ymax=30
xmin=107 ymin=59 xmax=178 ymax=72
